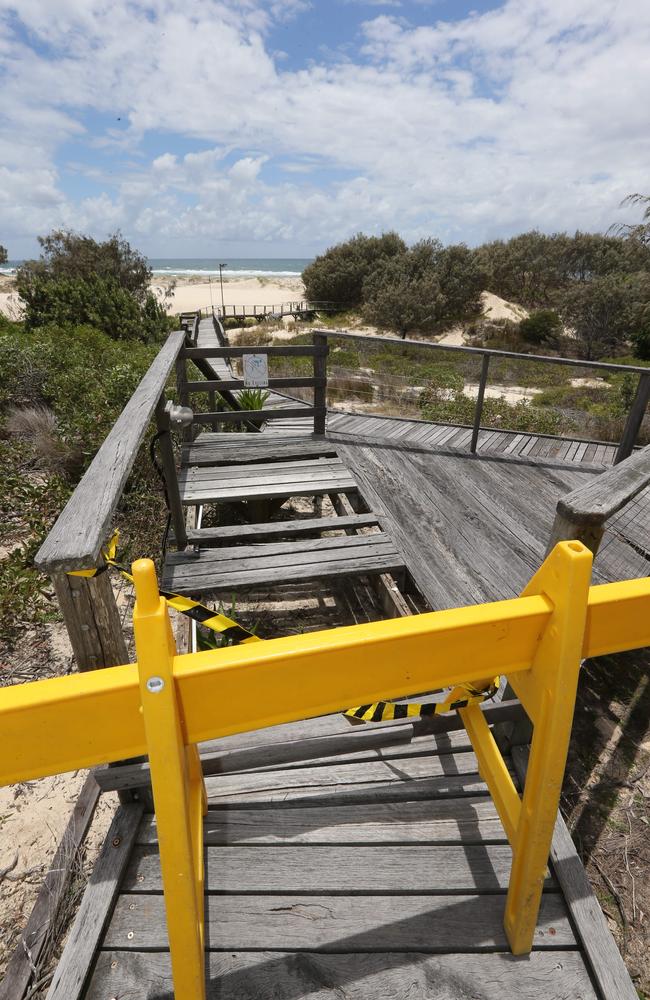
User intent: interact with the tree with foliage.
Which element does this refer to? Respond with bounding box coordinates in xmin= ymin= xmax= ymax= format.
xmin=302 ymin=232 xmax=406 ymax=307
xmin=434 ymin=243 xmax=484 ymax=319
xmin=17 ymin=230 xmax=170 ymax=341
xmin=0 ymin=245 xmax=7 ymax=266
xmin=559 ymin=275 xmax=634 ymax=360
xmin=362 ymin=240 xmax=446 ymax=338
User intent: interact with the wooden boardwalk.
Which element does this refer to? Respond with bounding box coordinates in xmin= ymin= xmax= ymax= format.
xmin=27 ymin=323 xmax=647 ymax=1000
xmin=84 ymin=716 xmax=607 ymax=1000
xmin=73 ymin=413 xmax=642 ymax=999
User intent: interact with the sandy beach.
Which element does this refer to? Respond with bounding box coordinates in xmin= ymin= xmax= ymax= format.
xmin=0 ymin=273 xmax=306 ymax=319
xmin=152 ymin=274 xmax=305 ymax=315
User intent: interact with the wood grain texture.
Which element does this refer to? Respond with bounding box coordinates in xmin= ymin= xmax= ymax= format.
xmin=183 ymin=434 xmax=335 ymax=465
xmin=196 ymin=763 xmax=508 ymax=809
xmin=36 ymin=329 xmax=185 ymax=571
xmin=184 ymin=345 xmax=326 ymax=358
xmin=183 ymin=513 xmax=380 ymax=544
xmin=123 ymin=843 xmax=547 ymax=893
xmin=137 ymin=797 xmax=506 ymax=846
xmin=194 ymin=407 xmax=316 ymax=425
xmin=104 ymin=892 xmax=572 ymax=950
xmin=557 ymin=442 xmax=650 ymax=522
xmin=511 ymin=746 xmax=637 ymax=1000
xmin=87 ymin=950 xmax=599 ymax=1000
xmin=0 ymin=775 xmax=100 ymax=1000
xmin=45 ymin=803 xmax=143 ymax=1000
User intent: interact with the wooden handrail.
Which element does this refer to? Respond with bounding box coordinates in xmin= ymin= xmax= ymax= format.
xmin=314 ymin=329 xmax=649 ymax=460
xmin=313 ymin=328 xmax=650 ymax=375
xmin=36 ymin=330 xmax=187 ymax=572
xmin=547 ymin=444 xmax=650 ymax=554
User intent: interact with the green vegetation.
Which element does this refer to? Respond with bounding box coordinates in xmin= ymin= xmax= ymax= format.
xmin=303 ymin=199 xmax=650 ymax=358
xmin=0 ymin=245 xmax=7 ymax=266
xmin=302 ymin=232 xmax=406 ymax=307
xmin=236 ymin=387 xmax=270 ymax=411
xmin=0 ymin=317 xmax=164 ymax=644
xmin=517 ymin=310 xmax=562 ymax=347
xmin=16 ymin=230 xmax=172 ymax=342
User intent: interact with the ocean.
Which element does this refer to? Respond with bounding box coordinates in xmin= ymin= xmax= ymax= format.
xmin=1 ymin=257 xmax=313 ymax=278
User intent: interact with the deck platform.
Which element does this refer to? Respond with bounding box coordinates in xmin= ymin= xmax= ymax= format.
xmin=62 ymin=406 xmax=643 ymax=999
xmin=81 ymin=716 xmax=608 ymax=1000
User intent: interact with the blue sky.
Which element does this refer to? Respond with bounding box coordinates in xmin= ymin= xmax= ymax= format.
xmin=1 ymin=0 xmax=649 ymax=259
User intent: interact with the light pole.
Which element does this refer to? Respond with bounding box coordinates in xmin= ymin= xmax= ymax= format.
xmin=218 ymin=263 xmax=227 ymax=316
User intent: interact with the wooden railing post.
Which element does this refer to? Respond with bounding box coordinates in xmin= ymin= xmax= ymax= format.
xmin=154 ymin=396 xmax=188 ymax=550
xmin=614 ymin=372 xmax=650 ymax=464
xmin=313 ymin=332 xmax=328 ymax=435
xmin=470 ymin=353 xmax=490 ymax=453
xmin=51 ymin=570 xmax=128 ymax=671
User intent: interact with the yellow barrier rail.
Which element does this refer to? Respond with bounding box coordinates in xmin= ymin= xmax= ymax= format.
xmin=1 ymin=541 xmax=649 ymax=998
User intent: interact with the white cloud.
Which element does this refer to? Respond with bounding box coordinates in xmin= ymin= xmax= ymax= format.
xmin=0 ymin=0 xmax=649 ymax=255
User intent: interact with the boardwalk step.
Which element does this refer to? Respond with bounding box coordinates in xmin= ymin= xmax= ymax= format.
xmin=179 ymin=457 xmax=357 ymax=504
xmin=182 ymin=433 xmax=336 ymax=466
xmin=162 ymin=533 xmax=405 ymax=594
xmin=181 ymin=513 xmax=380 ymax=545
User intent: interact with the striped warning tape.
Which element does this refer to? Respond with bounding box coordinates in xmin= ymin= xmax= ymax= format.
xmin=343 ymin=678 xmax=500 ymax=723
xmin=67 ymin=531 xmax=261 ymax=646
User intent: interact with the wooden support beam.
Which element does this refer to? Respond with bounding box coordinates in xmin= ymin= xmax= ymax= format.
xmin=470 ymin=354 xmax=490 ymax=454
xmin=615 ymin=372 xmax=650 ymax=464
xmin=313 ymin=332 xmax=328 ymax=435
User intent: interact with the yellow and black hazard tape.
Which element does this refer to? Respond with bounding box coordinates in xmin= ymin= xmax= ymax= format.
xmin=343 ymin=678 xmax=500 ymax=723
xmin=68 ymin=531 xmax=260 ymax=646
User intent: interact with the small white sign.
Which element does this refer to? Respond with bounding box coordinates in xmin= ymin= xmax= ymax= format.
xmin=243 ymin=353 xmax=269 ymax=388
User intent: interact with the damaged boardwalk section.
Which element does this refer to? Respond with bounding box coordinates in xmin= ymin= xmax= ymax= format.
xmin=3 ymin=313 xmax=650 ymax=1000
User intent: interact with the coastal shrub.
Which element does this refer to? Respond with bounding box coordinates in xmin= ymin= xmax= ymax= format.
xmin=0 ymin=244 xmax=7 ymax=265
xmin=518 ymin=310 xmax=562 ymax=345
xmin=362 ymin=241 xmax=446 ymax=338
xmin=302 ymin=232 xmax=406 ymax=307
xmin=17 ymin=230 xmax=171 ymax=342
xmin=419 ymin=383 xmax=564 ymax=435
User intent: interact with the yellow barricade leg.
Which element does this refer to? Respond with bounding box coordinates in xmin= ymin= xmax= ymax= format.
xmin=132 ymin=560 xmax=206 ymax=1000
xmin=504 ymin=541 xmax=592 ymax=954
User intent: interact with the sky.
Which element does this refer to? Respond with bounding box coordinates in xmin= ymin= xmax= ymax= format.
xmin=1 ymin=0 xmax=649 ymax=259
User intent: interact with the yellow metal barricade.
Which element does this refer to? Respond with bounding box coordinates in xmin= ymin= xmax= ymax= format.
xmin=1 ymin=540 xmax=649 ymax=999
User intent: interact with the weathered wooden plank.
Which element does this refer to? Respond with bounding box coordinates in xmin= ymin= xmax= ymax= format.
xmin=183 ymin=513 xmax=380 ymax=544
xmin=35 ymin=329 xmax=185 ymax=571
xmin=162 ymin=550 xmax=407 ymax=594
xmin=137 ymin=797 xmax=506 ymax=845
xmin=86 ymin=950 xmax=600 ymax=1000
xmin=162 ymin=539 xmax=403 ymax=590
xmin=182 ymin=456 xmax=346 ymax=480
xmin=45 ymin=803 xmax=144 ymax=1000
xmin=195 ymin=753 xmax=511 ymax=807
xmin=124 ymin=843 xmax=545 ymax=893
xmin=194 ymin=407 xmax=316 ymax=425
xmin=104 ymin=892 xmax=571 ymax=951
xmin=187 ymin=377 xmax=325 ymax=392
xmin=166 ymin=533 xmax=395 ymax=565
xmin=511 ymin=747 xmax=637 ymax=1000
xmin=183 ymin=345 xmax=326 ymax=358
xmin=0 ymin=775 xmax=101 ymax=1000
xmin=180 ymin=478 xmax=357 ymax=505
xmin=94 ymin=728 xmax=476 ymax=792
xmin=557 ymin=443 xmax=650 ymax=523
